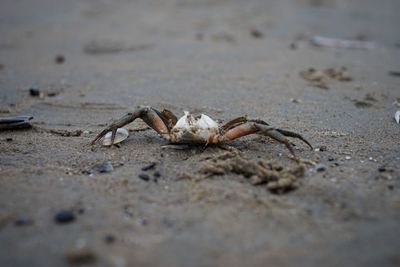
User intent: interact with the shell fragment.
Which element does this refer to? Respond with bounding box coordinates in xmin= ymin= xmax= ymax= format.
xmin=102 ymin=128 xmax=129 ymax=146
xmin=395 ymin=110 xmax=400 ymax=124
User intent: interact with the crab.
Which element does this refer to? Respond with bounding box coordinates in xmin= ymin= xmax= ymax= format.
xmin=91 ymin=106 xmax=313 ymax=159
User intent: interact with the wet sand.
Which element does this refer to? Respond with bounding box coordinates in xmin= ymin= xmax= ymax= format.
xmin=1 ymin=0 xmax=400 ymax=266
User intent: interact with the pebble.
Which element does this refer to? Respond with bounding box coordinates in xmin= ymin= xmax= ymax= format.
xmin=29 ymin=88 xmax=40 ymax=97
xmin=378 ymin=166 xmax=386 ymax=172
xmin=54 ymin=210 xmax=75 ymax=224
xmin=47 ymin=92 xmax=58 ymax=97
xmin=81 ymin=169 xmax=92 ymax=175
xmin=328 ymin=156 xmax=334 ymax=161
xmin=104 ymin=234 xmax=116 ymax=244
xmin=77 ymin=208 xmax=85 ymax=215
xmin=154 ymin=171 xmax=161 ymax=178
xmin=250 ymin=28 xmax=263 ymax=38
xmin=65 ymin=248 xmax=96 ymax=265
xmin=6 ymin=137 xmax=12 ymax=142
xmin=55 ymin=55 xmax=65 ymax=64
xmin=96 ymin=161 xmax=113 ymax=173
xmin=138 ymin=218 xmax=148 ymax=226
xmin=141 ymin=162 xmax=156 ymax=171
xmin=315 ymin=164 xmax=327 ymax=172
xmin=14 ymin=218 xmax=33 ymax=226
xmin=345 ymin=156 xmax=351 ymax=160
xmin=289 ymin=42 xmax=298 ymax=50
xmin=138 ymin=173 xmax=150 ymax=181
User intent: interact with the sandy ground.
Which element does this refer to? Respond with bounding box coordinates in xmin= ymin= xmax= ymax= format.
xmin=1 ymin=0 xmax=400 ymax=266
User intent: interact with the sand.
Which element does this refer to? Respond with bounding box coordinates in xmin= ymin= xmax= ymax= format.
xmin=1 ymin=0 xmax=399 ymax=266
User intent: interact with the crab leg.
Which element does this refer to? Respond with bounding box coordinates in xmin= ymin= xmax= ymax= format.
xmin=274 ymin=129 xmax=313 ymax=150
xmin=219 ymin=121 xmax=312 ymax=158
xmin=91 ymin=106 xmax=170 ymax=145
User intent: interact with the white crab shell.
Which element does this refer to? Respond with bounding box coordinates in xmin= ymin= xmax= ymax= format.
xmin=172 ymin=111 xmax=219 ymax=143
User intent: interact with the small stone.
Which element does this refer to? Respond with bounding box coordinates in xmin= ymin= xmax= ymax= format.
xmin=96 ymin=161 xmax=113 ymax=173
xmin=77 ymin=208 xmax=85 ymax=215
xmin=328 ymin=156 xmax=334 ymax=161
xmin=54 ymin=210 xmax=75 ymax=224
xmin=141 ymin=162 xmax=156 ymax=171
xmin=289 ymin=42 xmax=298 ymax=50
xmin=378 ymin=166 xmax=386 ymax=172
xmin=14 ymin=218 xmax=33 ymax=226
xmin=138 ymin=173 xmax=150 ymax=181
xmin=104 ymin=234 xmax=116 ymax=244
xmin=47 ymin=92 xmax=58 ymax=97
xmin=65 ymin=248 xmax=96 ymax=265
xmin=250 ymin=28 xmax=263 ymax=38
xmin=29 ymin=88 xmax=40 ymax=97
xmin=345 ymin=156 xmax=351 ymax=160
xmin=319 ymin=145 xmax=327 ymax=151
xmin=81 ymin=169 xmax=92 ymax=175
xmin=138 ymin=218 xmax=148 ymax=226
xmin=55 ymin=55 xmax=65 ymax=64
xmin=315 ymin=164 xmax=327 ymax=172
xmin=6 ymin=137 xmax=12 ymax=142
xmin=153 ymin=171 xmax=161 ymax=178
xmin=388 ymin=184 xmax=394 ymax=190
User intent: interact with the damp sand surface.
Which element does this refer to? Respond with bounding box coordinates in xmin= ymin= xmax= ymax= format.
xmin=0 ymin=0 xmax=400 ymax=266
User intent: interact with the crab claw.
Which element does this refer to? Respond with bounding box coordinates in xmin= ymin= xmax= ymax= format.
xmin=91 ymin=112 xmax=136 ymax=145
xmin=91 ymin=106 xmax=171 ymax=146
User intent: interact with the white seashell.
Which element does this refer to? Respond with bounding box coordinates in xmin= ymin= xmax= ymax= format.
xmin=395 ymin=110 xmax=400 ymax=124
xmin=102 ymin=128 xmax=129 ymax=146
